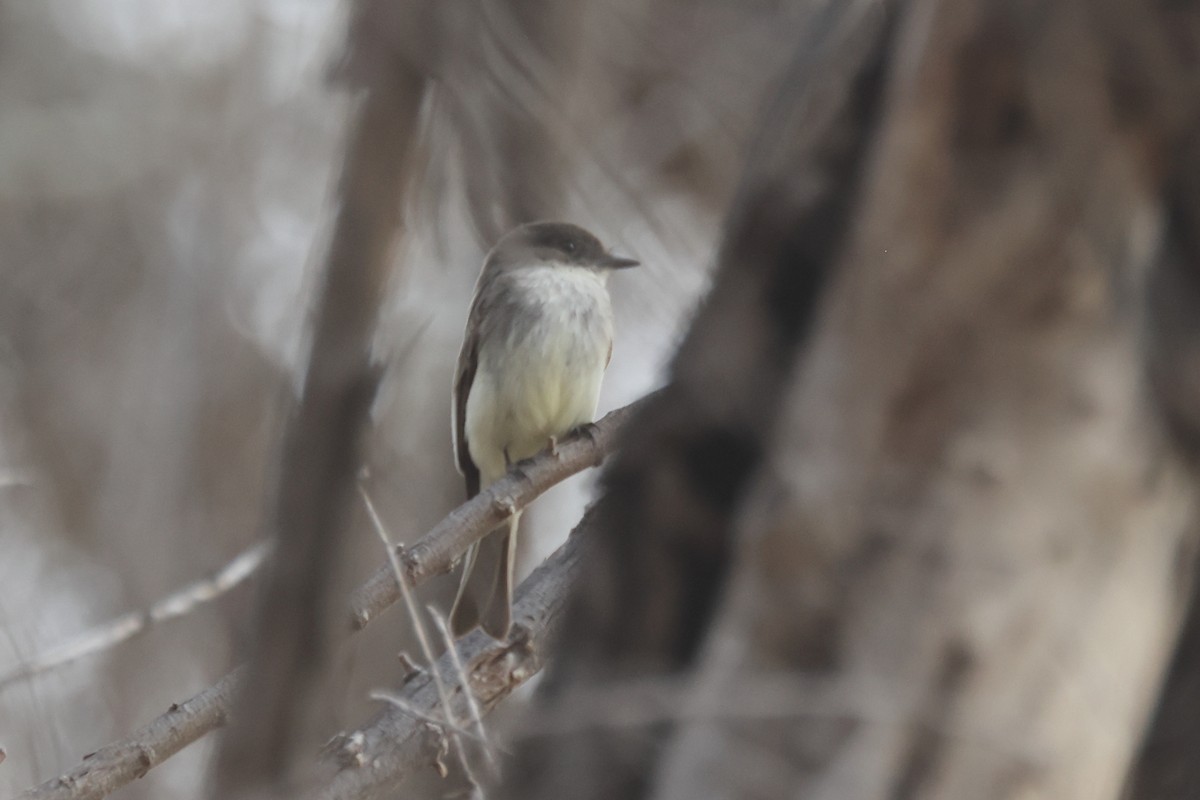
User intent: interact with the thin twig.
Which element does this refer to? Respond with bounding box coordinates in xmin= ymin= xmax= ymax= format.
xmin=359 ymin=486 xmax=489 ymax=797
xmin=429 ymin=605 xmax=497 ymax=771
xmin=0 ymin=542 xmax=270 ymax=693
xmin=349 ymin=393 xmax=655 ymax=630
xmin=306 ymin=506 xmax=591 ymax=800
xmin=368 ymin=691 xmax=486 ymax=743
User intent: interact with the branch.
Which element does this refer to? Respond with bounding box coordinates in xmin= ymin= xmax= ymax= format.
xmin=359 ymin=485 xmax=496 ymax=791
xmin=13 ymin=400 xmax=647 ymax=800
xmin=0 ymin=542 xmax=269 ymax=693
xmin=14 ymin=668 xmax=244 ymax=800
xmin=348 ymin=393 xmax=654 ymax=630
xmin=499 ymin=1 xmax=900 ymax=796
xmin=0 ymin=391 xmax=647 ymax=700
xmin=211 ymin=5 xmax=426 ymax=793
xmin=305 ymin=506 xmax=591 ymax=800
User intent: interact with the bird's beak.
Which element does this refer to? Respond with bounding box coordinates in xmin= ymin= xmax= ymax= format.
xmin=598 ymin=253 xmax=640 ymax=270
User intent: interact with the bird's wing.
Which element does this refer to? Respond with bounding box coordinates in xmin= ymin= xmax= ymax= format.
xmin=453 ymin=295 xmax=483 ymax=500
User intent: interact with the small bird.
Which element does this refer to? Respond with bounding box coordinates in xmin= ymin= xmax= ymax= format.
xmin=450 ymin=221 xmax=638 ymax=638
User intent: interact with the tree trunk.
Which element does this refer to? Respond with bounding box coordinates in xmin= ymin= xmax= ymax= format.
xmin=503 ymin=1 xmax=1200 ymax=798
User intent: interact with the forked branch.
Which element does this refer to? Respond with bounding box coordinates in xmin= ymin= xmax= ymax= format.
xmin=14 ymin=397 xmax=644 ymax=800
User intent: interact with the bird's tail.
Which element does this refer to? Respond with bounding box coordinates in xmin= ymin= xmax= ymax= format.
xmin=449 ymin=512 xmax=519 ymax=639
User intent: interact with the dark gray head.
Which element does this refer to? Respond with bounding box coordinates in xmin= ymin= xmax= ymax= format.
xmin=489 ymin=221 xmax=639 ymax=272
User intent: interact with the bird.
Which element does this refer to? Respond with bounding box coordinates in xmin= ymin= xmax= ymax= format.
xmin=450 ymin=221 xmax=638 ymax=638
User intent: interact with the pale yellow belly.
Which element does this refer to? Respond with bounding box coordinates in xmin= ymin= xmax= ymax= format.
xmin=466 ymin=324 xmax=610 ymax=486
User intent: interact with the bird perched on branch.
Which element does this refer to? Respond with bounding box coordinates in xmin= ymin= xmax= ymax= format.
xmin=450 ymin=221 xmax=638 ymax=638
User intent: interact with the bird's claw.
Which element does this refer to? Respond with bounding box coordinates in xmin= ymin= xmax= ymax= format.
xmin=493 ymin=495 xmax=518 ymax=517
xmin=573 ymin=422 xmax=600 ymax=447
xmin=570 ymin=422 xmax=604 ymax=466
xmin=508 ymin=622 xmax=533 ymax=647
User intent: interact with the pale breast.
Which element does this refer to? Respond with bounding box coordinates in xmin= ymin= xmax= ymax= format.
xmin=469 ymin=265 xmax=614 ymax=468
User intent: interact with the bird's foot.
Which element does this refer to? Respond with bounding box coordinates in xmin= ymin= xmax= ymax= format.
xmin=572 ymin=421 xmax=600 ymax=447
xmin=548 ymin=435 xmax=560 ymax=458
xmin=571 ymin=422 xmax=604 ymax=465
xmin=508 ymin=622 xmax=534 ymax=648
xmin=493 ymin=494 xmax=518 ymax=517
xmin=506 ymin=461 xmax=530 ymax=483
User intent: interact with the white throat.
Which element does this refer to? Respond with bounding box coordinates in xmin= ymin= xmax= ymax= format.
xmin=510 ymin=263 xmax=610 ymax=307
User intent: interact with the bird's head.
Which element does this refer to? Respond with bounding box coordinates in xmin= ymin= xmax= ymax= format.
xmin=491 ymin=221 xmax=639 ymax=273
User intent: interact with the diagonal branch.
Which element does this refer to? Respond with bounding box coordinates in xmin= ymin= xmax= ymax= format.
xmin=13 ymin=396 xmax=646 ymax=800
xmin=359 ymin=485 xmax=495 ymax=792
xmin=14 ymin=668 xmax=245 ymax=800
xmin=305 ymin=505 xmax=593 ymax=800
xmin=348 ymin=393 xmax=655 ymax=630
xmin=0 ymin=542 xmax=270 ymax=693
xmin=14 ymin=504 xmax=589 ymax=800
xmin=0 ymin=395 xmax=649 ymax=698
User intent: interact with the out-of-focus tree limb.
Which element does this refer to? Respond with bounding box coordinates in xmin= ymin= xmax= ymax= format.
xmin=1126 ymin=543 xmax=1200 ymax=800
xmin=498 ymin=2 xmax=899 ymax=797
xmin=210 ymin=2 xmax=429 ymax=789
xmin=1122 ymin=23 xmax=1200 ymax=793
xmin=496 ymin=0 xmax=1200 ymax=799
xmin=622 ymin=2 xmax=1200 ymax=799
xmin=0 ymin=542 xmax=269 ymax=693
xmin=444 ymin=0 xmax=578 ymax=242
xmin=349 ymin=393 xmax=655 ymax=631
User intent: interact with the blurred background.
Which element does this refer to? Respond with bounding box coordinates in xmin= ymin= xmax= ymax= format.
xmin=0 ymin=0 xmax=813 ymax=795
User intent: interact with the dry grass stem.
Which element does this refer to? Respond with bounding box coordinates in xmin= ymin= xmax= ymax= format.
xmin=359 ymin=486 xmax=489 ymax=797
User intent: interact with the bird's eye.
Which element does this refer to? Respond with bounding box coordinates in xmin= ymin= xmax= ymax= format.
xmin=565 ymin=241 xmax=576 ymax=253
